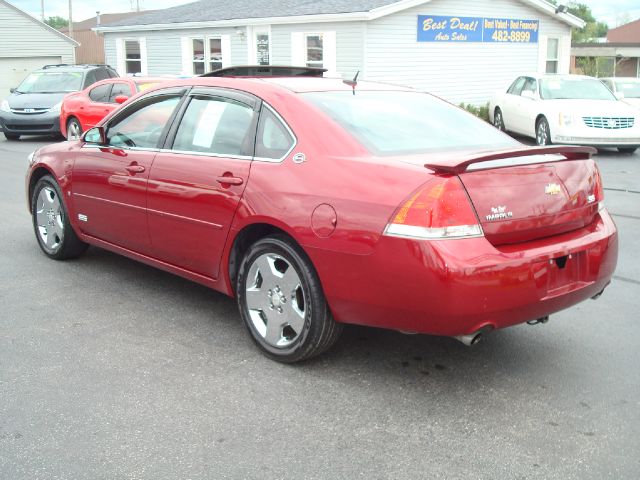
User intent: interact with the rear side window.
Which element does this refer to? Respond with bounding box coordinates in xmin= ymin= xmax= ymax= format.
xmin=89 ymin=84 xmax=112 ymax=103
xmin=109 ymin=83 xmax=132 ymax=103
xmin=508 ymin=77 xmax=526 ymax=95
xmin=303 ymin=91 xmax=517 ymax=156
xmin=255 ymin=107 xmax=295 ymax=159
xmin=172 ymin=96 xmax=255 ymax=156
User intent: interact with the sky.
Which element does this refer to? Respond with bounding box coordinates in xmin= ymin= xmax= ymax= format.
xmin=7 ymin=0 xmax=640 ymax=27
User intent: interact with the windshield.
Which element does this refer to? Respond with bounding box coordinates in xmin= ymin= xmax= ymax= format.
xmin=614 ymin=80 xmax=640 ymax=98
xmin=16 ymin=71 xmax=84 ymax=93
xmin=540 ymin=77 xmax=616 ymax=100
xmin=302 ymin=91 xmax=517 ymax=156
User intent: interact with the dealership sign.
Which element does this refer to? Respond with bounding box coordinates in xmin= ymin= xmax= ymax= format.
xmin=417 ymin=15 xmax=539 ymax=43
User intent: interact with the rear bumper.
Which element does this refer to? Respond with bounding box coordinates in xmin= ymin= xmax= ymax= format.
xmin=309 ymin=210 xmax=618 ymax=336
xmin=0 ymin=111 xmax=61 ymax=136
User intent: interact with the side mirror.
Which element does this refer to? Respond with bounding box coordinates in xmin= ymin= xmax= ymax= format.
xmin=83 ymin=126 xmax=106 ymax=145
xmin=114 ymin=95 xmax=129 ymax=104
xmin=614 ymin=92 xmax=625 ymax=100
xmin=9 ymin=88 xmax=15 ymax=93
xmin=521 ymin=90 xmax=536 ymax=100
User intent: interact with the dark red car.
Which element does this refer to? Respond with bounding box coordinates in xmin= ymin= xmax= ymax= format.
xmin=26 ymin=76 xmax=618 ymax=362
xmin=59 ymin=77 xmax=167 ymax=140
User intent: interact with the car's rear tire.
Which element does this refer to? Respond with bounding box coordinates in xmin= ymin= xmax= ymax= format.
xmin=618 ymin=147 xmax=638 ymax=154
xmin=3 ymin=132 xmax=19 ymax=141
xmin=236 ymin=234 xmax=342 ymax=363
xmin=66 ymin=117 xmax=82 ymax=140
xmin=536 ymin=117 xmax=551 ymax=146
xmin=493 ymin=107 xmax=505 ymax=132
xmin=31 ymin=175 xmax=88 ymax=260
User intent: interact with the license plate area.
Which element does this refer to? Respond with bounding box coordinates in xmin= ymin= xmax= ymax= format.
xmin=542 ymin=251 xmax=589 ymax=299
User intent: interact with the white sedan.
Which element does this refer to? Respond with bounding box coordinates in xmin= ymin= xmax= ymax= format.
xmin=601 ymin=77 xmax=640 ymax=110
xmin=489 ymin=74 xmax=640 ymax=154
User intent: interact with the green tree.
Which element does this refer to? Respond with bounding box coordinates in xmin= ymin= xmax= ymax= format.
xmin=547 ymin=1 xmax=608 ymax=42
xmin=44 ymin=16 xmax=69 ymax=29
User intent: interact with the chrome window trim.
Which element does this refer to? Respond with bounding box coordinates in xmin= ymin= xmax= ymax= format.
xmin=253 ymin=103 xmax=297 ymax=163
xmin=80 ymin=144 xmax=161 ymax=153
xmin=158 ymin=148 xmax=253 ymax=161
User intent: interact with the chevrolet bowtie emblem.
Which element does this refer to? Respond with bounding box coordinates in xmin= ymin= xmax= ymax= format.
xmin=545 ymin=183 xmax=561 ymax=195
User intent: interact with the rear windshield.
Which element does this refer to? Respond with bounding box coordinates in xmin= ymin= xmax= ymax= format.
xmin=540 ymin=77 xmax=616 ymax=100
xmin=613 ymin=80 xmax=640 ymax=98
xmin=302 ymin=91 xmax=516 ymax=155
xmin=17 ymin=71 xmax=84 ymax=93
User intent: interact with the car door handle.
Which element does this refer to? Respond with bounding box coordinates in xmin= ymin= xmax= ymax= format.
xmin=125 ymin=165 xmax=145 ymax=173
xmin=216 ymin=176 xmax=243 ymax=186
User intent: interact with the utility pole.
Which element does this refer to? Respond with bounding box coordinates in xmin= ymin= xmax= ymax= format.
xmin=68 ymin=0 xmax=73 ymax=39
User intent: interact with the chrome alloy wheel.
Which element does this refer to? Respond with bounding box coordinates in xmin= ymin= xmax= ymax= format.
xmin=35 ymin=186 xmax=64 ymax=251
xmin=494 ymin=110 xmax=504 ymax=131
xmin=67 ymin=120 xmax=81 ymax=140
xmin=245 ymin=253 xmax=306 ymax=348
xmin=536 ymin=119 xmax=550 ymax=146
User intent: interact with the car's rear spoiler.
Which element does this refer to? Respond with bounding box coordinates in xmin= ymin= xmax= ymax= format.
xmin=424 ymin=146 xmax=597 ymax=174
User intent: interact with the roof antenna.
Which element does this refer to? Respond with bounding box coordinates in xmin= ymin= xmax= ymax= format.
xmin=343 ymin=71 xmax=359 ymax=95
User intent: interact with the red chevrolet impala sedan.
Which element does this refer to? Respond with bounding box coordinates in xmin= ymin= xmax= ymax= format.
xmin=60 ymin=76 xmax=168 ymax=140
xmin=26 ymin=76 xmax=618 ymax=362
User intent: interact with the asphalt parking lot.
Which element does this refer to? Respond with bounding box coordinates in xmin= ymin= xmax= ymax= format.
xmin=1 ymin=136 xmax=639 ymax=480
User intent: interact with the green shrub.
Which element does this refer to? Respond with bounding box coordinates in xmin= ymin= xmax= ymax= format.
xmin=458 ymin=102 xmax=490 ymax=123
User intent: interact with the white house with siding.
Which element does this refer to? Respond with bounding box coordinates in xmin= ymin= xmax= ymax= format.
xmin=97 ymin=0 xmax=584 ymax=105
xmin=0 ymin=0 xmax=78 ymax=98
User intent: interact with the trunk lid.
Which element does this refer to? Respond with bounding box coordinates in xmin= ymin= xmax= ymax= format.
xmin=424 ymin=146 xmax=602 ymax=245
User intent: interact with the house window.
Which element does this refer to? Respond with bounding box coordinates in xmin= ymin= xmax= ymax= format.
xmin=546 ymin=38 xmax=559 ymax=74
xmin=192 ymin=37 xmax=223 ymax=75
xmin=305 ymin=34 xmax=323 ymax=68
xmin=125 ymin=40 xmax=142 ymax=74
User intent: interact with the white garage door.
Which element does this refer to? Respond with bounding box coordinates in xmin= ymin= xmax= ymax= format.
xmin=0 ymin=56 xmax=62 ymax=99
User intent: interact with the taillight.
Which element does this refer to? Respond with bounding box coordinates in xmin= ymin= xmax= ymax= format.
xmin=594 ymin=164 xmax=605 ymax=211
xmin=384 ymin=176 xmax=483 ymax=240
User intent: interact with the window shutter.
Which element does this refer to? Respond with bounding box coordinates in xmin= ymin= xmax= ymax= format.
xmin=323 ymin=31 xmax=337 ymax=75
xmin=115 ymin=38 xmax=125 ymax=76
xmin=291 ymin=32 xmax=304 ymax=65
xmin=538 ymin=35 xmax=548 ymax=74
xmin=181 ymin=37 xmax=192 ymax=76
xmin=139 ymin=37 xmax=148 ymax=75
xmin=221 ymin=35 xmax=231 ymax=68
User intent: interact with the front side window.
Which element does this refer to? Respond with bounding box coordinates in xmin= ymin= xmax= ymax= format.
xmin=172 ymin=96 xmax=254 ymax=156
xmin=305 ymin=34 xmax=323 ymax=68
xmin=107 ymin=95 xmax=181 ymax=149
xmin=303 ymin=91 xmax=517 ymax=156
xmin=546 ymin=38 xmax=559 ymax=74
xmin=125 ymin=40 xmax=142 ymax=74
xmin=108 ymin=83 xmax=132 ymax=103
xmin=89 ymin=84 xmax=112 ymax=103
xmin=521 ymin=78 xmax=537 ymax=96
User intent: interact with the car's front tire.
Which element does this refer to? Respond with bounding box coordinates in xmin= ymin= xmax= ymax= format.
xmin=536 ymin=117 xmax=551 ymax=146
xmin=3 ymin=132 xmax=19 ymax=141
xmin=618 ymin=147 xmax=638 ymax=154
xmin=66 ymin=117 xmax=82 ymax=140
xmin=493 ymin=107 xmax=505 ymax=132
xmin=236 ymin=235 xmax=342 ymax=363
xmin=31 ymin=175 xmax=88 ymax=260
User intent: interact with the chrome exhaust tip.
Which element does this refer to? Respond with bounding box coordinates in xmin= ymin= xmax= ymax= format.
xmin=527 ymin=316 xmax=549 ymax=326
xmin=454 ymin=331 xmax=483 ymax=346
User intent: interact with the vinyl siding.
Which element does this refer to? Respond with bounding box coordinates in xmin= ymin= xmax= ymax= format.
xmin=0 ymin=2 xmax=75 ymax=63
xmin=104 ymin=27 xmax=246 ymax=76
xmin=271 ymin=22 xmax=365 ymax=79
xmin=365 ymin=0 xmax=572 ymax=105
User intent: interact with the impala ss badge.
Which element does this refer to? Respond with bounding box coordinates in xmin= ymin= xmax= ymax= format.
xmin=545 ymin=183 xmax=562 ymax=195
xmin=485 ymin=205 xmax=513 ymax=221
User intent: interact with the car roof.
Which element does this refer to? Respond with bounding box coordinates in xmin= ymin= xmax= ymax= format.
xmin=35 ymin=64 xmax=114 ymax=73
